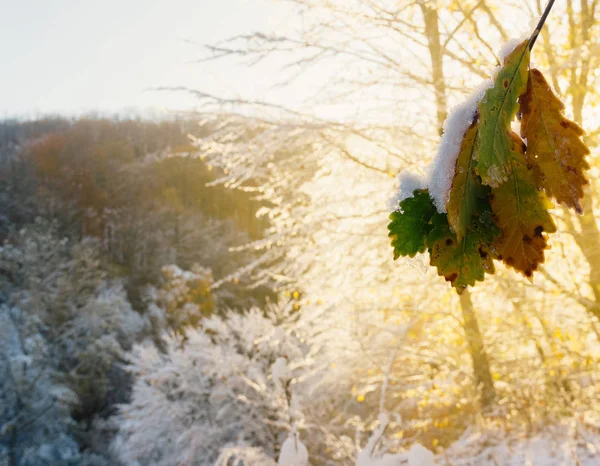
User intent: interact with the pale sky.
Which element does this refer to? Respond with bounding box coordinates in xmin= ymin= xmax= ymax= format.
xmin=0 ymin=0 xmax=305 ymax=117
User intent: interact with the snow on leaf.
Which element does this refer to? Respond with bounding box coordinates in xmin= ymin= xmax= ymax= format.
xmin=446 ymin=122 xmax=486 ymax=240
xmin=520 ymin=68 xmax=590 ymax=213
xmin=388 ymin=170 xmax=428 ymax=211
xmin=497 ymin=38 xmax=526 ymax=62
xmin=429 ymin=79 xmax=493 ymax=213
xmin=427 ymin=200 xmax=498 ymax=294
xmin=388 ymin=190 xmax=437 ymax=259
xmin=476 ymin=40 xmax=530 ymax=188
xmin=388 ymin=37 xmax=589 ymax=292
xmin=490 ymin=154 xmax=557 ymax=278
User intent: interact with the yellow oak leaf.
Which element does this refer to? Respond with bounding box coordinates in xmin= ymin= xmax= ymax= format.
xmin=520 ymin=68 xmax=590 ymax=213
xmin=490 ymin=144 xmax=557 ymax=277
xmin=476 ymin=41 xmax=530 ymax=188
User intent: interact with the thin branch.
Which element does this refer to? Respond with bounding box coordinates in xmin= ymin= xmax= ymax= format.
xmin=529 ymin=0 xmax=557 ymax=50
xmin=441 ymin=0 xmax=484 ymax=54
xmin=319 ymin=132 xmax=389 ymax=174
xmin=480 ymin=1 xmax=509 ymax=41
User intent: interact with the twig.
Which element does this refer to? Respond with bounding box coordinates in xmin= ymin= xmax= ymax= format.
xmin=529 ymin=0 xmax=557 ymax=50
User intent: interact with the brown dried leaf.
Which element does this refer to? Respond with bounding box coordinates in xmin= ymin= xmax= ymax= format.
xmin=520 ymin=68 xmax=590 ymax=213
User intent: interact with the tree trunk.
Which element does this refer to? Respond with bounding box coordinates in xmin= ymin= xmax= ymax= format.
xmin=566 ymin=0 xmax=600 ymax=318
xmin=572 ymin=191 xmax=600 ymax=320
xmin=420 ymin=3 xmax=447 ymax=134
xmin=420 ymin=3 xmax=495 ymax=407
xmin=459 ymin=290 xmax=496 ymax=407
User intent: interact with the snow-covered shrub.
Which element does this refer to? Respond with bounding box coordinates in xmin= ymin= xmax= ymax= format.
xmin=355 ymin=414 xmax=435 ymax=466
xmin=59 ymin=281 xmax=146 ymax=420
xmin=0 ymin=218 xmax=105 ymax=326
xmin=278 ymin=432 xmax=309 ymax=466
xmin=113 ymin=306 xmax=307 ymax=466
xmin=214 ymin=446 xmax=277 ymax=466
xmin=0 ymin=305 xmax=80 ymax=466
xmin=145 ymin=263 xmax=214 ymax=334
xmin=0 ymin=219 xmax=148 ymax=463
xmin=0 ymin=219 xmax=147 ymax=411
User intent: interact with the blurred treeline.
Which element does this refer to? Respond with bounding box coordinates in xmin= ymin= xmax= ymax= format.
xmin=0 ymin=116 xmax=285 ymax=465
xmin=0 ymin=117 xmax=271 ymax=308
xmin=5 ymin=1 xmax=600 ymax=465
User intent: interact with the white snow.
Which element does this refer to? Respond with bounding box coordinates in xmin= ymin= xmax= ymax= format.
xmin=406 ymin=443 xmax=435 ymax=466
xmin=497 ymin=38 xmax=523 ymax=62
xmin=498 ymin=30 xmax=531 ymax=63
xmin=428 ymin=78 xmax=493 ymax=212
xmin=388 ymin=170 xmax=428 ymax=211
xmin=356 ymin=451 xmax=406 ymax=466
xmin=278 ymin=433 xmax=309 ymax=466
xmin=356 ymin=413 xmax=434 ymax=466
xmin=272 ymin=357 xmax=289 ymax=385
xmin=442 ymin=423 xmax=600 ymax=465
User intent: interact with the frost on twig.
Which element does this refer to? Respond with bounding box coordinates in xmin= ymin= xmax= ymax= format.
xmin=278 ymin=430 xmax=309 ymax=466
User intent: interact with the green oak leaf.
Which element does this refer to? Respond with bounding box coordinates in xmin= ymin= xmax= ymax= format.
xmin=388 ymin=190 xmax=437 ymax=259
xmin=447 ymin=122 xmax=487 ymax=240
xmin=428 ymin=199 xmax=499 ymax=293
xmin=476 ymin=40 xmax=530 ymax=188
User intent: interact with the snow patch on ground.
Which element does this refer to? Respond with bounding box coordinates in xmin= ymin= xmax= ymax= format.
xmin=356 ymin=414 xmax=435 ymax=466
xmin=406 ymin=444 xmax=435 ymax=465
xmin=278 ymin=433 xmax=309 ymax=466
xmin=441 ymin=423 xmax=600 ymax=466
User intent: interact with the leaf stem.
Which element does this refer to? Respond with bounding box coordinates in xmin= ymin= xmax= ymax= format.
xmin=529 ymin=0 xmax=557 ymax=50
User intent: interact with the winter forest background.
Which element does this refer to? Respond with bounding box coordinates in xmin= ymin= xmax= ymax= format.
xmin=3 ymin=1 xmax=600 ymax=465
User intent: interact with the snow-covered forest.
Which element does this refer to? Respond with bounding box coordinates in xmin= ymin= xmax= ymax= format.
xmin=3 ymin=1 xmax=600 ymax=465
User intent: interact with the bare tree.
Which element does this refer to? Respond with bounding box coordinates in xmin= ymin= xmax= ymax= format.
xmin=188 ymin=0 xmax=512 ymax=408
